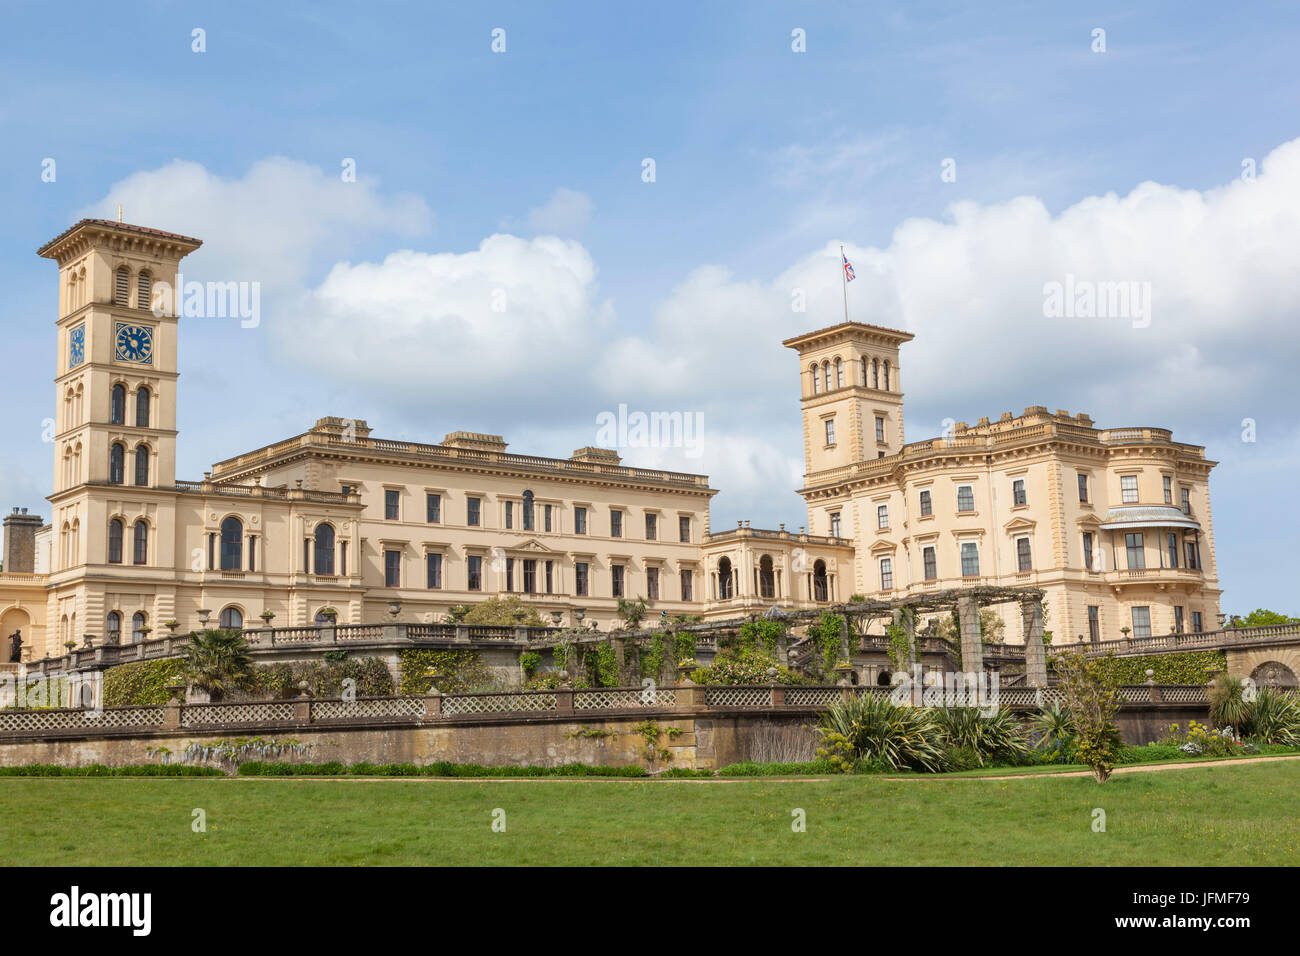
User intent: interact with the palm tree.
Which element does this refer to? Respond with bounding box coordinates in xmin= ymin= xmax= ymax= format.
xmin=181 ymin=629 xmax=254 ymax=701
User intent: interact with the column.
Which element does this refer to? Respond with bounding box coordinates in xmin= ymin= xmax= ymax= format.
xmin=1022 ymin=596 xmax=1047 ymax=688
xmin=957 ymin=594 xmax=983 ymax=674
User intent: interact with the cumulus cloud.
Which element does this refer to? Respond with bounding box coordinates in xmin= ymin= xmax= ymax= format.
xmin=78 ymin=157 xmax=432 ymax=292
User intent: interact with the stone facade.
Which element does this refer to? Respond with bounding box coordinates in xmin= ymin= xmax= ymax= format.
xmin=0 ymin=220 xmax=1224 ymax=659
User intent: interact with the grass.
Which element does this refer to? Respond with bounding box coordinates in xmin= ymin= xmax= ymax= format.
xmin=1 ymin=760 xmax=1297 ymax=865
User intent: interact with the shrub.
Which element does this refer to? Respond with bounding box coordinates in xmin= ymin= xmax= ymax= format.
xmin=0 ymin=764 xmax=223 ymax=777
xmin=934 ymin=707 xmax=1032 ymax=767
xmin=816 ymin=694 xmax=946 ymax=773
xmin=462 ymin=596 xmax=546 ymax=626
xmin=690 ymin=649 xmax=807 ymax=685
xmin=397 ymin=649 xmax=495 ymax=694
xmin=1052 ymin=650 xmax=1124 ymax=782
xmin=181 ymin=629 xmax=255 ymax=701
xmin=1208 ymin=674 xmax=1253 ymax=735
xmin=1249 ymin=689 xmax=1300 ymax=747
xmin=716 ymin=760 xmax=836 ymax=776
xmin=103 ymin=658 xmax=185 ymax=706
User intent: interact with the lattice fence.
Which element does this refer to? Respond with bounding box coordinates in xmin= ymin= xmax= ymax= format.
xmin=441 ymin=693 xmax=558 ymax=716
xmin=181 ymin=702 xmax=296 ymax=726
xmin=0 ymin=707 xmax=164 ymax=733
xmin=311 ymin=697 xmax=427 ymax=720
xmin=704 ymin=687 xmax=774 ymax=709
xmin=784 ymin=687 xmax=844 ymax=708
xmin=573 ymin=688 xmax=676 ymax=710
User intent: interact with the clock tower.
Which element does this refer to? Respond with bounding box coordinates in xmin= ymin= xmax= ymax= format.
xmin=38 ymin=219 xmax=202 ymax=496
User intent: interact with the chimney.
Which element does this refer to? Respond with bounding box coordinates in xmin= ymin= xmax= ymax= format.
xmin=4 ymin=508 xmax=44 ymax=573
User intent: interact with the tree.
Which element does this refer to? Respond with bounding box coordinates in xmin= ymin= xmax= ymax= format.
xmin=462 ymin=596 xmax=546 ymax=626
xmin=180 ymin=629 xmax=255 ymax=701
xmin=615 ymin=597 xmax=648 ymax=630
xmin=1052 ymin=650 xmax=1124 ymax=783
xmin=1238 ymin=608 xmax=1300 ymax=627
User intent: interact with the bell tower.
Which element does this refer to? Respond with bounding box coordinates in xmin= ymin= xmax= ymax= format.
xmin=38 ymin=219 xmax=202 ymax=495
xmin=782 ymin=321 xmax=914 ymax=478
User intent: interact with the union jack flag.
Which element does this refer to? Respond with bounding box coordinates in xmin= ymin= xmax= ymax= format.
xmin=842 ymin=252 xmax=855 ymax=282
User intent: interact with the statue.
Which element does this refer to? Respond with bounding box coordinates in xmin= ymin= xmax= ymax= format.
xmin=8 ymin=629 xmax=22 ymax=663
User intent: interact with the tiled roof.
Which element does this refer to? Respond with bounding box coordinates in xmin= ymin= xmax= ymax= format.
xmin=37 ymin=219 xmax=203 ymax=256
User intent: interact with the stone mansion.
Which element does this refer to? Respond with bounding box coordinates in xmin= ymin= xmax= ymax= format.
xmin=0 ymin=218 xmax=1222 ymax=659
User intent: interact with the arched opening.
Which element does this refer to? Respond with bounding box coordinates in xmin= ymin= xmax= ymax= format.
xmin=811 ymin=364 xmax=821 ymax=394
xmin=872 ymin=358 xmax=879 ymax=389
xmin=131 ymin=612 xmax=147 ymax=644
xmin=220 ymin=516 xmax=243 ymax=571
xmin=114 ymin=266 xmax=130 ymax=306
xmin=107 ymin=518 xmax=124 ymax=564
xmin=111 ymin=384 xmax=126 ymax=425
xmin=313 ymin=523 xmax=336 ymax=575
xmin=718 ymin=556 xmax=734 ymax=600
xmin=109 ymin=443 xmax=125 ymax=484
xmin=137 ymin=271 xmax=152 ymax=310
xmin=876 ymin=670 xmax=893 ymax=687
xmin=883 ymin=360 xmax=891 ymax=391
xmin=759 ymin=555 xmax=775 ymax=599
xmin=132 ymin=520 xmax=148 ymax=565
xmin=135 ymin=386 xmax=150 ymax=427
xmin=219 ymin=606 xmax=244 ymax=630
xmin=812 ymin=559 xmax=829 ymax=602
xmin=105 ymin=611 xmax=121 ymax=645
xmin=522 ymin=490 xmax=535 ymax=531
xmin=1 ymin=608 xmax=31 ymax=662
xmin=834 ymin=357 xmax=843 ymax=388
xmin=1250 ymin=661 xmax=1299 ymax=690
xmin=134 ymin=445 xmax=149 ymax=486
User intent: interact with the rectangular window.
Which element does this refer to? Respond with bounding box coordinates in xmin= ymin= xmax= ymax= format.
xmin=610 ymin=510 xmax=622 ymax=538
xmin=1167 ymin=532 xmax=1178 ymax=569
xmin=1078 ymin=473 xmax=1088 ymax=503
xmin=1012 ymin=479 xmax=1027 ymax=506
xmin=1083 ymin=532 xmax=1095 ymax=571
xmin=574 ymin=507 xmax=587 ymax=535
xmin=505 ymin=501 xmax=513 ymax=530
xmin=384 ymin=490 xmax=399 ymax=520
xmin=919 ymin=489 xmax=932 ymax=517
xmin=384 ymin=549 xmax=401 ymax=587
xmin=611 ymin=564 xmax=625 ymax=598
xmin=875 ymin=416 xmax=885 ymax=443
xmin=467 ymin=497 xmax=481 ymax=527
xmin=1181 ymin=487 xmax=1191 ymax=515
xmin=1125 ymin=532 xmax=1145 ymax=570
xmin=647 ymin=566 xmax=659 ymax=600
xmin=922 ymin=546 xmax=937 ymax=580
xmin=505 ymin=557 xmax=514 ymax=592
xmin=645 ymin=513 xmax=657 ymax=541
xmin=339 ymin=540 xmax=346 ymax=576
xmin=877 ymin=504 xmax=888 ymax=529
xmin=879 ymin=558 xmax=893 ymax=590
xmin=303 ymin=538 xmax=309 ymax=573
xmin=208 ymin=533 xmax=215 ymax=571
xmin=825 ymin=419 xmax=836 ymax=445
xmin=545 ymin=560 xmax=553 ymax=594
xmin=1163 ymin=476 xmax=1173 ymax=504
xmin=1185 ymin=540 xmax=1199 ymax=570
xmin=957 ymin=485 xmax=975 ymax=512
xmin=249 ymin=536 xmax=257 ymax=573
xmin=1192 ymin=611 xmax=1203 ymax=633
xmin=1016 ymin=536 xmax=1032 ymax=572
xmin=830 ymin=512 xmax=841 ymax=537
xmin=960 ymin=542 xmax=980 ymax=577
xmin=575 ymin=561 xmax=589 ymax=597
xmin=467 ymin=555 xmax=482 ymax=591
xmin=679 ymin=515 xmax=691 ymax=543
xmin=426 ymin=493 xmax=440 ymax=523
xmin=1131 ymin=606 xmax=1152 ymax=640
xmin=1088 ymin=605 xmax=1099 ymax=642
xmin=680 ymin=568 xmax=693 ymax=601
xmin=1174 ymin=605 xmax=1185 ymax=633
xmin=426 ymin=552 xmax=442 ymax=589
xmin=544 ymin=504 xmax=553 ymax=532
xmin=1121 ymin=475 xmax=1139 ymax=504
xmin=523 ymin=559 xmax=536 ymax=594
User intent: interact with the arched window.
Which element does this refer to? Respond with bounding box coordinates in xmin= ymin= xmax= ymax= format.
xmin=718 ymin=556 xmax=734 ymax=600
xmin=109 ymin=443 xmax=125 ymax=484
xmin=522 ymin=490 xmax=535 ymax=531
xmin=134 ymin=445 xmax=149 ymax=486
xmin=131 ymin=612 xmax=146 ymax=644
xmin=220 ymin=516 xmax=243 ymax=571
xmin=883 ymin=360 xmax=891 ymax=391
xmin=137 ymin=271 xmax=152 ymax=310
xmin=135 ymin=386 xmax=150 ymax=427
xmin=822 ymin=362 xmax=830 ymax=393
xmin=106 ymin=611 xmax=121 ymax=644
xmin=132 ymin=520 xmax=148 ymax=565
xmin=111 ymin=384 xmax=126 ymax=424
xmin=115 ymin=266 xmax=130 ymax=306
xmin=834 ymin=358 xmax=843 ymax=388
xmin=107 ymin=519 xmax=124 ymax=564
xmin=759 ymin=555 xmax=775 ymax=599
xmin=314 ymin=610 xmax=332 ymax=626
xmin=218 ymin=606 xmax=243 ymax=630
xmin=860 ymin=356 xmax=868 ymax=386
xmin=313 ymin=523 xmax=335 ymax=575
xmin=811 ymin=364 xmax=821 ymax=394
xmin=813 ymin=559 xmax=829 ymax=602
xmin=872 ymin=358 xmax=879 ymax=389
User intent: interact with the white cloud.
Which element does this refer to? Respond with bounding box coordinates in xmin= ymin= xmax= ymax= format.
xmin=78 ymin=157 xmax=432 ymax=292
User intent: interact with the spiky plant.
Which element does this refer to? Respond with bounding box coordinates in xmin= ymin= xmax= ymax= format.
xmin=1031 ymin=702 xmax=1076 ymax=747
xmin=1208 ymin=674 xmax=1253 ymax=735
xmin=180 ymin=629 xmax=255 ymax=701
xmin=817 ymin=694 xmax=946 ymax=772
xmin=935 ymin=707 xmax=1033 ymax=767
xmin=1249 ymin=689 xmax=1300 ymax=746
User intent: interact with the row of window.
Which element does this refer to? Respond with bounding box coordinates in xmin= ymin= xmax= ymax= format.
xmin=822 ymin=414 xmax=891 ymax=451
xmin=1081 ymin=530 xmax=1202 ymax=572
xmin=108 ymin=442 xmax=151 ymax=486
xmin=103 ymin=606 xmax=243 ymax=644
xmin=383 ymin=550 xmax=696 ymax=601
xmin=809 ymin=356 xmax=892 ymax=395
xmin=1085 ymin=472 xmax=1193 ymax=514
xmin=113 ymin=266 xmax=153 ymax=310
xmin=110 ymin=383 xmax=152 ymax=427
xmin=385 ymin=489 xmax=694 ymax=542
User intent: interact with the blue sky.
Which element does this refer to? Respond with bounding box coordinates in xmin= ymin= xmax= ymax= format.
xmin=2 ymin=1 xmax=1298 ymax=613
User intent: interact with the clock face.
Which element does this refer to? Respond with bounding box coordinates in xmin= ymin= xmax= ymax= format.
xmin=114 ymin=323 xmax=154 ymax=364
xmin=69 ymin=325 xmax=85 ymax=368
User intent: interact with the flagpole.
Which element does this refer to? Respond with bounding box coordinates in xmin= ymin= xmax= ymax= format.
xmin=840 ymin=244 xmax=849 ymax=323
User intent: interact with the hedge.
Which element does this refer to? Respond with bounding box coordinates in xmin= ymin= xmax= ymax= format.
xmin=397 ymin=649 xmax=494 ymax=694
xmin=103 ymin=658 xmax=185 ymax=707
xmin=238 ymin=760 xmax=651 ymax=777
xmin=0 ymin=764 xmax=224 ymax=777
xmin=1101 ymin=649 xmax=1227 ymax=684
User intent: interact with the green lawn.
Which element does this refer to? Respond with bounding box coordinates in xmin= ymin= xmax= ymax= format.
xmin=4 ymin=761 xmax=1297 ymax=865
